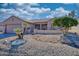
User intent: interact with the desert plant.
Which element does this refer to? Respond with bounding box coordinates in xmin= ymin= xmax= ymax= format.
xmin=14 ymin=28 xmax=22 ymax=39
xmin=52 ymin=16 xmax=78 ymax=34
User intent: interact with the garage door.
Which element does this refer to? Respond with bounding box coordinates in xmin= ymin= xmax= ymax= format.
xmin=6 ymin=24 xmax=22 ymax=33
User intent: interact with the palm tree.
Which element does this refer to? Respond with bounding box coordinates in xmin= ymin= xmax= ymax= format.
xmin=52 ymin=16 xmax=78 ymax=34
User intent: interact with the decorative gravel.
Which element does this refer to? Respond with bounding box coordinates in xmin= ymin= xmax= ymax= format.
xmin=0 ymin=35 xmax=79 ymax=56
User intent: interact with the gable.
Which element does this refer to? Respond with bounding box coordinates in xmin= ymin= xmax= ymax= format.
xmin=2 ymin=16 xmax=24 ymax=25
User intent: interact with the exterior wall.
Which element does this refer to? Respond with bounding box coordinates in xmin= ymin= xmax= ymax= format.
xmin=0 ymin=16 xmax=54 ymax=33
xmin=0 ymin=25 xmax=5 ymax=33
xmin=3 ymin=16 xmax=23 ymax=25
xmin=24 ymin=24 xmax=33 ymax=33
xmin=34 ymin=29 xmax=62 ymax=34
xmin=33 ymin=20 xmax=53 ymax=30
xmin=0 ymin=16 xmax=26 ymax=33
xmin=6 ymin=24 xmax=22 ymax=33
xmin=33 ymin=22 xmax=48 ymax=30
xmin=47 ymin=20 xmax=52 ymax=30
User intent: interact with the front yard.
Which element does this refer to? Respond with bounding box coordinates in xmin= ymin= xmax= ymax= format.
xmin=0 ymin=34 xmax=79 ymax=56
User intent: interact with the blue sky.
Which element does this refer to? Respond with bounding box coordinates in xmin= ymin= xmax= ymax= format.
xmin=0 ymin=3 xmax=79 ymax=21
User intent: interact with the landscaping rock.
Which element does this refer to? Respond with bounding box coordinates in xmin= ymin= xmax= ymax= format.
xmin=61 ymin=33 xmax=79 ymax=47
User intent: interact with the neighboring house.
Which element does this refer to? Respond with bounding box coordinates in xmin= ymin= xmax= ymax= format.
xmin=0 ymin=16 xmax=55 ymax=33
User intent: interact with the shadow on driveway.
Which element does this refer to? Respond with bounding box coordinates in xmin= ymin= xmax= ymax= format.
xmin=0 ymin=33 xmax=16 ymax=39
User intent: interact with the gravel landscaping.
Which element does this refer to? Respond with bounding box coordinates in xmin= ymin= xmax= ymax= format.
xmin=0 ymin=34 xmax=79 ymax=56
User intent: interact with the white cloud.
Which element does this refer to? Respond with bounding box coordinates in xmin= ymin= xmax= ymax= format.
xmin=16 ymin=3 xmax=24 ymax=6
xmin=47 ymin=7 xmax=70 ymax=18
xmin=27 ymin=7 xmax=51 ymax=14
xmin=16 ymin=3 xmax=39 ymax=6
xmin=41 ymin=8 xmax=51 ymax=13
xmin=15 ymin=3 xmax=40 ymax=9
xmin=0 ymin=7 xmax=69 ymax=20
xmin=0 ymin=3 xmax=41 ymax=19
xmin=13 ymin=3 xmax=50 ymax=14
xmin=0 ymin=3 xmax=51 ymax=20
xmin=0 ymin=8 xmax=35 ymax=18
xmin=55 ymin=7 xmax=69 ymax=13
xmin=28 ymin=3 xmax=40 ymax=6
xmin=0 ymin=4 xmax=70 ymax=20
xmin=16 ymin=8 xmax=34 ymax=16
xmin=0 ymin=9 xmax=18 ymax=15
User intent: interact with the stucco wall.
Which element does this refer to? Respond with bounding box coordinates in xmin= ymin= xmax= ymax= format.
xmin=6 ymin=24 xmax=22 ymax=33
xmin=0 ymin=25 xmax=5 ymax=33
xmin=47 ymin=20 xmax=52 ymax=30
xmin=0 ymin=16 xmax=24 ymax=33
xmin=3 ymin=16 xmax=23 ymax=25
xmin=0 ymin=16 xmax=54 ymax=33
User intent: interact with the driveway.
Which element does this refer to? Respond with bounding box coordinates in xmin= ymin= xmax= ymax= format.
xmin=0 ymin=33 xmax=16 ymax=39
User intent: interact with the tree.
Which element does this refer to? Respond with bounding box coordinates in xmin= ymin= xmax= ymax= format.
xmin=52 ymin=16 xmax=78 ymax=34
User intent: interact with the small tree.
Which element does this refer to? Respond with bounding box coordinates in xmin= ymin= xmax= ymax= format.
xmin=53 ymin=16 xmax=78 ymax=34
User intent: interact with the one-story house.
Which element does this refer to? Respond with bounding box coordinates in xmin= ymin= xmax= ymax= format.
xmin=0 ymin=16 xmax=58 ymax=33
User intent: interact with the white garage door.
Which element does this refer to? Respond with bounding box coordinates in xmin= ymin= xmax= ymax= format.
xmin=6 ymin=24 xmax=22 ymax=33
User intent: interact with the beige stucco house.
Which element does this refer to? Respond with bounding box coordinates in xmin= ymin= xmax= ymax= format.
xmin=0 ymin=16 xmax=55 ymax=33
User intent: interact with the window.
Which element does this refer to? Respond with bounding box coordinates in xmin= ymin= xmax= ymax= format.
xmin=35 ymin=24 xmax=40 ymax=30
xmin=41 ymin=24 xmax=47 ymax=30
